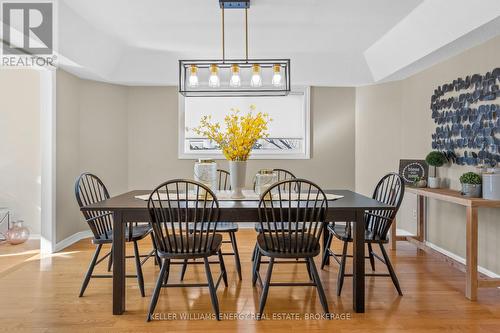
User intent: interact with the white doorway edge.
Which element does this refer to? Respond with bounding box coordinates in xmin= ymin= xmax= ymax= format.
xmin=40 ymin=69 xmax=56 ymax=254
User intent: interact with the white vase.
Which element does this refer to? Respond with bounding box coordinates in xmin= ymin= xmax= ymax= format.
xmin=428 ymin=177 xmax=440 ymax=189
xmin=229 ymin=160 xmax=247 ymax=199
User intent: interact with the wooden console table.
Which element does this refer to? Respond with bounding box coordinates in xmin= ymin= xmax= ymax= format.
xmin=392 ymin=187 xmax=500 ymax=300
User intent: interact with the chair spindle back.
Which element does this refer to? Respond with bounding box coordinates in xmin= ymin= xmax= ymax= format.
xmin=147 ymin=179 xmax=220 ymax=254
xmin=367 ymin=173 xmax=405 ymax=239
xmin=75 ymin=173 xmax=113 ymax=240
xmin=217 ymin=169 xmax=231 ymax=190
xmin=257 ymin=179 xmax=328 ymax=254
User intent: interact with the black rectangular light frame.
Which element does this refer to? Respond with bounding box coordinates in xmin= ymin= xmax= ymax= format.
xmin=219 ymin=0 xmax=250 ymax=9
xmin=179 ymin=59 xmax=291 ymax=97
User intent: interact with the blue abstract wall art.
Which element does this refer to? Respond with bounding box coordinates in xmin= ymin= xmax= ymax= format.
xmin=431 ymin=68 xmax=500 ymax=167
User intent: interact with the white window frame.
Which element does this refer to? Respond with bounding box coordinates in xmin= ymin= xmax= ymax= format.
xmin=178 ymin=86 xmax=310 ymax=160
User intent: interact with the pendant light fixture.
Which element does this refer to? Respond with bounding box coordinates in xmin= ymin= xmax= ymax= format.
xmin=179 ymin=0 xmax=290 ymax=97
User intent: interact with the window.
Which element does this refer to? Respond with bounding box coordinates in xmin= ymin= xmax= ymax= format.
xmin=178 ymin=87 xmax=310 ymax=159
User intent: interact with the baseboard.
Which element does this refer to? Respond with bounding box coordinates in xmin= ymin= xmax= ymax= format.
xmin=425 ymin=241 xmax=500 ymax=278
xmin=395 ymin=228 xmax=413 ymax=236
xmin=54 ymin=230 xmax=93 ymax=252
xmin=237 ymin=222 xmax=254 ymax=229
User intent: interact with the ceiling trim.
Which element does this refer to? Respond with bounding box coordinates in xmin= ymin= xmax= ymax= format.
xmin=364 ymin=0 xmax=500 ymax=82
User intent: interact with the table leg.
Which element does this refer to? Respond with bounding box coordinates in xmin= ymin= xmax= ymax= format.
xmin=465 ymin=206 xmax=478 ymax=301
xmin=390 ymin=217 xmax=397 ymax=251
xmin=417 ymin=195 xmax=425 ymax=242
xmin=113 ymin=211 xmax=126 ymax=315
xmin=352 ymin=209 xmax=365 ymax=313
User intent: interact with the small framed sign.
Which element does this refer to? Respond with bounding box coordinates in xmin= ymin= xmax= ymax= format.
xmin=399 ymin=159 xmax=428 ymax=184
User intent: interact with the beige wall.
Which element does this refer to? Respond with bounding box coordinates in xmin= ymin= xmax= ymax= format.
xmin=56 ymin=70 xmax=80 ymax=242
xmin=78 ymin=78 xmax=128 ymax=194
xmin=355 ymin=81 xmax=402 ymax=196
xmin=0 ymin=69 xmax=40 ymax=234
xmin=56 ymin=70 xmax=128 ymax=242
xmin=127 ymin=87 xmax=193 ymax=188
xmin=127 ymin=86 xmax=356 ymax=190
xmin=356 ymin=35 xmax=500 ymax=274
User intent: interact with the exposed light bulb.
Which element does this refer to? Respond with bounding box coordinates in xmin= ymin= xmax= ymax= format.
xmin=209 ymin=74 xmax=220 ymax=88
xmin=272 ymin=64 xmax=282 ymax=87
xmin=208 ymin=64 xmax=220 ymax=88
xmin=229 ymin=64 xmax=241 ymax=87
xmin=250 ymin=64 xmax=262 ymax=88
xmin=188 ymin=65 xmax=199 ymax=87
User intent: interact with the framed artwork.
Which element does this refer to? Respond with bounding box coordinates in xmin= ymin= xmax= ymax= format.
xmin=399 ymin=159 xmax=428 ymax=184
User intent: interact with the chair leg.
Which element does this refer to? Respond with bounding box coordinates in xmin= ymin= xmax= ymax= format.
xmin=204 ymin=257 xmax=221 ymax=320
xmin=107 ymin=244 xmax=113 ymax=272
xmin=163 ymin=259 xmax=170 ymax=285
xmin=306 ymin=259 xmax=313 ymax=281
xmin=367 ymin=243 xmax=376 ymax=271
xmin=147 ymin=259 xmax=168 ymax=322
xmin=308 ymin=257 xmax=329 ymax=314
xmin=336 ymin=241 xmax=349 ymax=296
xmin=251 ymin=243 xmax=257 ymax=262
xmin=321 ymin=231 xmax=333 ymax=269
xmin=180 ymin=259 xmax=188 ymax=281
xmin=252 ymin=250 xmax=262 ymax=286
xmin=218 ymin=250 xmax=228 ymax=287
xmin=150 ymin=233 xmax=160 ymax=266
xmin=251 ymin=248 xmax=258 ymax=284
xmin=257 ymin=257 xmax=274 ymax=320
xmin=229 ymin=232 xmax=242 ymax=280
xmin=133 ymin=240 xmax=146 ymax=297
xmin=79 ymin=244 xmax=102 ymax=297
xmin=379 ymin=243 xmax=403 ymax=296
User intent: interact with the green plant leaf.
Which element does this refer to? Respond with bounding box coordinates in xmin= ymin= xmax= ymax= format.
xmin=459 ymin=172 xmax=482 ymax=184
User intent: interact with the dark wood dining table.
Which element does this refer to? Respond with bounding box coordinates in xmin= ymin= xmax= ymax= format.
xmin=81 ymin=189 xmax=394 ymax=315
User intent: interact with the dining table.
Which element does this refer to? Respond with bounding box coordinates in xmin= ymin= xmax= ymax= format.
xmin=80 ymin=189 xmax=395 ymax=315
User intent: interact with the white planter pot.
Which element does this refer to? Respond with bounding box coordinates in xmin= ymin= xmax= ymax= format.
xmin=428 ymin=177 xmax=440 ymax=189
xmin=229 ymin=160 xmax=247 ymax=199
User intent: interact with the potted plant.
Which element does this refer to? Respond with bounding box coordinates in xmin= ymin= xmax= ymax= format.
xmin=411 ymin=175 xmax=427 ymax=188
xmin=194 ymin=105 xmax=271 ymax=198
xmin=459 ymin=172 xmax=482 ymax=198
xmin=425 ymin=151 xmax=447 ymax=188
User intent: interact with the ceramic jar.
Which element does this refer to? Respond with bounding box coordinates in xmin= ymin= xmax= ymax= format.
xmin=255 ymin=169 xmax=278 ymax=199
xmin=194 ymin=159 xmax=217 ymax=195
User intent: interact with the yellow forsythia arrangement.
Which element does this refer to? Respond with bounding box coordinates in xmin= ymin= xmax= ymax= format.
xmin=194 ymin=105 xmax=271 ymax=161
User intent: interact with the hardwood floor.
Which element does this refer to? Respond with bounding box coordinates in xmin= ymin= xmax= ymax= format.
xmin=0 ymin=239 xmax=39 ymax=277
xmin=0 ymin=230 xmax=499 ymax=332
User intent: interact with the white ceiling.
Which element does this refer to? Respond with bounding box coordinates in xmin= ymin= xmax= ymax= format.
xmin=55 ymin=0 xmax=500 ymax=86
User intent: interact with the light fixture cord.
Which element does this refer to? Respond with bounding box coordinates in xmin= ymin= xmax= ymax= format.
xmin=245 ymin=8 xmax=248 ymax=61
xmin=222 ymin=7 xmax=225 ymax=62
xmin=221 ymin=5 xmax=249 ymax=62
